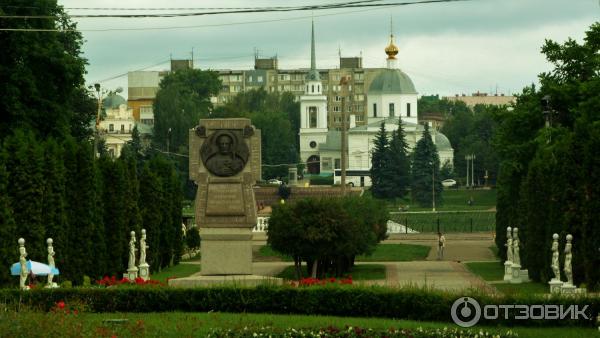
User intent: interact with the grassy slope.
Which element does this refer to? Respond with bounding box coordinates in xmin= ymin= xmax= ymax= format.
xmin=1 ymin=312 xmax=594 ymax=338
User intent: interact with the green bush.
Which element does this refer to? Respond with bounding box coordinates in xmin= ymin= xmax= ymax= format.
xmin=0 ymin=286 xmax=597 ymax=327
xmin=309 ymin=176 xmax=333 ymax=185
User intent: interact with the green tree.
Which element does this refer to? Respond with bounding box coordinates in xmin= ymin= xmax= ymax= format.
xmin=370 ymin=122 xmax=392 ymax=198
xmin=0 ymin=1 xmax=91 ymax=141
xmin=98 ymin=156 xmax=128 ymax=276
xmin=4 ymin=131 xmax=45 ymax=259
xmin=494 ymin=23 xmax=600 ymax=289
xmin=41 ymin=139 xmax=67 ymax=271
xmin=185 ymin=227 xmax=201 ymax=252
xmin=410 ymin=124 xmax=443 ymax=208
xmin=387 ymin=117 xmax=411 ymax=198
xmin=0 ymin=147 xmax=16 ymax=286
xmin=138 ymin=163 xmax=164 ymax=272
xmin=153 ymin=69 xmax=221 ymax=154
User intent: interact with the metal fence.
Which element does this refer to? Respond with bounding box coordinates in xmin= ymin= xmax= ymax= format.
xmin=388 ymin=210 xmax=496 ymax=233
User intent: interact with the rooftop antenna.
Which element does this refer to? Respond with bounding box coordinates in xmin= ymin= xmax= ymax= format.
xmin=338 ymin=45 xmax=341 ymax=58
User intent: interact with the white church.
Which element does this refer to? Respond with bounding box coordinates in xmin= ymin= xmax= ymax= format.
xmin=299 ymin=23 xmax=454 ymax=187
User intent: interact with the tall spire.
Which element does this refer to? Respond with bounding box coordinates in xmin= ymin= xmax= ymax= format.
xmin=306 ymin=19 xmax=321 ymax=81
xmin=311 ymin=19 xmax=316 ymax=70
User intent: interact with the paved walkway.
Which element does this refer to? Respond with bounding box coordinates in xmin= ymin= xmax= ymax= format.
xmin=182 ymin=233 xmax=498 ymax=292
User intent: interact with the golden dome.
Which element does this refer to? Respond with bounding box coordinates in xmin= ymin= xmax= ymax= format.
xmin=385 ymin=34 xmax=399 ymax=59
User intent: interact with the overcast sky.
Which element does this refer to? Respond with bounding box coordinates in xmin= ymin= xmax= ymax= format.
xmin=58 ymin=0 xmax=599 ymax=97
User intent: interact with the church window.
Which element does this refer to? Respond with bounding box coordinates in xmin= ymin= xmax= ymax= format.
xmin=309 ymin=141 xmax=317 ymax=148
xmin=306 ymin=85 xmax=309 ymax=92
xmin=318 ymin=85 xmax=320 ymax=92
xmin=373 ymin=103 xmax=377 ymax=117
xmin=389 ymin=103 xmax=395 ymax=117
xmin=312 ymin=85 xmax=315 ymax=93
xmin=407 ymin=103 xmax=411 ymax=117
xmin=309 ymin=106 xmax=317 ymax=128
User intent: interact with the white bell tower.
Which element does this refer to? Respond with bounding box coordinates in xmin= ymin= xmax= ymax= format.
xmin=299 ymin=20 xmax=328 ymax=169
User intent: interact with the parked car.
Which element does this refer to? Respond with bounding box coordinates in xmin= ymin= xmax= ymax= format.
xmin=442 ymin=179 xmax=457 ymax=187
xmin=267 ymin=179 xmax=282 ymax=185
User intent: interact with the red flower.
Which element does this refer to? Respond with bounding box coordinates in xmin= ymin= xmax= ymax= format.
xmin=56 ymin=301 xmax=65 ymax=310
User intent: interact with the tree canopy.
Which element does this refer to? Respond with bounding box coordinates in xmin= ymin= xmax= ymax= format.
xmin=494 ymin=22 xmax=600 ymax=289
xmin=0 ymin=0 xmax=94 ymax=141
xmin=410 ymin=124 xmax=443 ymax=208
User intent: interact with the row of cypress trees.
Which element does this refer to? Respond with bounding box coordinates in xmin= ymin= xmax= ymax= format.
xmin=0 ymin=131 xmax=183 ymax=286
xmin=494 ymin=23 xmax=600 ymax=290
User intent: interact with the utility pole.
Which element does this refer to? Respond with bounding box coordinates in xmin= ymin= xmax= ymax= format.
xmin=471 ymin=154 xmax=476 ymax=189
xmin=465 ymin=154 xmax=470 ymax=189
xmin=340 ymin=75 xmax=349 ymax=195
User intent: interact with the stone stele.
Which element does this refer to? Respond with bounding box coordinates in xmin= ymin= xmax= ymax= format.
xmin=187 ymin=118 xmax=261 ymax=276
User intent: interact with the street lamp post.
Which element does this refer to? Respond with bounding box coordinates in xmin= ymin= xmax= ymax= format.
xmin=541 ymin=95 xmax=558 ymax=143
xmin=88 ymin=83 xmax=122 ymax=158
xmin=430 ymin=161 xmax=436 ymax=212
xmin=465 ymin=154 xmax=470 ymax=189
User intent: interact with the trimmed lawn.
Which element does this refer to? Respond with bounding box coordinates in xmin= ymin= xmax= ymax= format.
xmin=385 ymin=189 xmax=497 ymax=212
xmin=1 ymin=311 xmax=594 ymax=338
xmin=276 ymin=264 xmax=386 ymax=280
xmin=257 ymin=243 xmax=430 ymax=262
xmin=151 ymin=263 xmax=201 ymax=283
xmin=494 ymin=282 xmax=549 ymax=295
xmin=465 ymin=261 xmax=549 ymax=295
xmin=465 ymin=261 xmax=504 ymax=281
xmin=356 ymin=243 xmax=430 ymax=261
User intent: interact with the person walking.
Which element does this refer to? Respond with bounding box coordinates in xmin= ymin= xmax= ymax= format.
xmin=437 ymin=232 xmax=446 ymax=260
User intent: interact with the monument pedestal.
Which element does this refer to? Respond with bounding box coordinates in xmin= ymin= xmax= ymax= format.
xmin=503 ymin=261 xmax=513 ymax=281
xmin=549 ymin=279 xmax=563 ymax=294
xmin=510 ymin=264 xmax=522 ymax=284
xmin=169 ymin=274 xmax=283 ymax=288
xmin=138 ymin=263 xmax=150 ymax=281
xmin=520 ymin=269 xmax=530 ymax=282
xmin=200 ymin=227 xmax=253 ymax=275
xmin=561 ymin=283 xmax=576 ymax=294
xmin=124 ymin=267 xmax=138 ymax=281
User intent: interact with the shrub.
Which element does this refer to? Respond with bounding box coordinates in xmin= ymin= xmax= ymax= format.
xmin=0 ymin=286 xmax=597 ymax=327
xmin=309 ymin=176 xmax=333 ymax=185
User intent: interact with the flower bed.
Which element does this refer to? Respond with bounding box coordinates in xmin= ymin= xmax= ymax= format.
xmin=206 ymin=326 xmax=517 ymax=337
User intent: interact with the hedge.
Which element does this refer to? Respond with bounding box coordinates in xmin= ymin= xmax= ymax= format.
xmin=0 ymin=286 xmax=598 ymax=327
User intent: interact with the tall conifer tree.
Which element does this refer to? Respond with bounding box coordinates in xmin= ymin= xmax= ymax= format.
xmin=410 ymin=124 xmax=443 ymax=208
xmin=42 ymin=139 xmax=67 ymax=268
xmin=370 ymin=122 xmax=392 ymax=198
xmin=0 ymin=147 xmax=16 ymax=285
xmin=388 ymin=118 xmax=411 ymax=199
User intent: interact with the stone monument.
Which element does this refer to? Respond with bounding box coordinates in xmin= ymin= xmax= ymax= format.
xmin=503 ymin=226 xmax=513 ymax=281
xmin=126 ymin=231 xmax=138 ymax=280
xmin=45 ymin=238 xmax=58 ymax=288
xmin=190 ymin=119 xmax=260 ymax=275
xmin=169 ymin=118 xmax=281 ymax=287
xmin=138 ymin=229 xmax=150 ymax=281
xmin=561 ymin=234 xmax=576 ymax=293
xmin=18 ymin=238 xmax=29 ymax=290
xmin=548 ymin=233 xmax=563 ymax=293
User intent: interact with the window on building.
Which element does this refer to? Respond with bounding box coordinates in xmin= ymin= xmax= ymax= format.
xmin=309 ymin=106 xmax=317 ymax=128
xmin=389 ymin=103 xmax=395 ymax=117
xmin=121 ymin=124 xmax=125 ymax=133
xmin=248 ymin=76 xmax=253 ymax=82
xmin=407 ymin=103 xmax=411 ymax=117
xmin=108 ymin=149 xmax=115 ymax=158
xmin=109 ymin=124 xmax=114 ymax=132
xmin=257 ymin=76 xmax=263 ymax=82
xmin=141 ymin=118 xmax=154 ymax=125
xmin=356 ymin=115 xmax=364 ymax=122
xmin=373 ymin=103 xmax=377 ymax=117
xmin=354 ymin=94 xmax=364 ymax=101
xmin=355 ymin=73 xmax=364 ymax=80
xmin=334 ymin=159 xmax=341 ymax=169
xmin=323 ymin=84 xmax=328 ymax=91
xmin=311 ymin=85 xmax=314 ymax=93
xmin=322 ymin=157 xmax=331 ymax=170
xmin=333 ymin=106 xmax=341 ymax=112
xmin=333 ymin=74 xmax=340 ymax=81
xmin=334 ymin=95 xmax=342 ymax=102
xmin=129 ymin=124 xmax=132 ymax=132
xmin=317 ymin=85 xmax=320 ymax=92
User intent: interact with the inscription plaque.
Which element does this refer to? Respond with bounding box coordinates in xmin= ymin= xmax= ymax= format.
xmin=206 ymin=183 xmax=245 ymax=216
